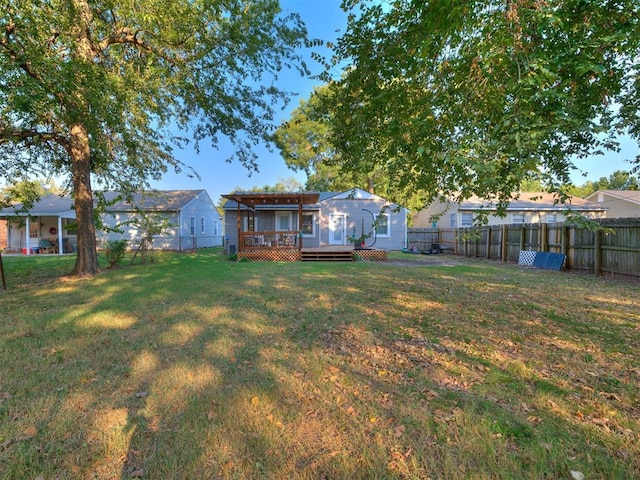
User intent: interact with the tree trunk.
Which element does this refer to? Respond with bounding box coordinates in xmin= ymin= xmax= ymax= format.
xmin=70 ymin=123 xmax=100 ymax=276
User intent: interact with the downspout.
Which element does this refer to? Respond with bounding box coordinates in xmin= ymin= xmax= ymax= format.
xmin=178 ymin=210 xmax=182 ymax=251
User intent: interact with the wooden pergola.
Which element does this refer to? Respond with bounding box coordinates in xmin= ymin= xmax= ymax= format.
xmin=222 ymin=192 xmax=320 ymax=261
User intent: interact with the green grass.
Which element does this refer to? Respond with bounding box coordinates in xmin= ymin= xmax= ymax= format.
xmin=1 ymin=248 xmax=639 ymax=479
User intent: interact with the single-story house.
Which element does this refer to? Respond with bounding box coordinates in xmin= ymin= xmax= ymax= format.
xmin=413 ymin=192 xmax=608 ymax=228
xmin=0 ymin=189 xmax=222 ymax=254
xmin=97 ymin=190 xmax=222 ymax=251
xmin=222 ymin=188 xmax=408 ymax=258
xmin=584 ymin=190 xmax=640 ymax=218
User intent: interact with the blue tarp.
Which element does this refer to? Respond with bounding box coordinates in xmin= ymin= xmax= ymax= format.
xmin=532 ymin=252 xmax=566 ymax=271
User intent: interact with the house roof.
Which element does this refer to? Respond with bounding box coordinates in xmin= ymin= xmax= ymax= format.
xmin=585 ymin=190 xmax=640 ymax=205
xmin=0 ymin=194 xmax=75 ymax=217
xmin=102 ymin=190 xmax=208 ymax=212
xmin=0 ymin=190 xmax=210 ymax=217
xmin=457 ymin=192 xmax=607 ymax=212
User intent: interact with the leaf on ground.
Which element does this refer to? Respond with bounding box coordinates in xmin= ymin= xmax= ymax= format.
xmin=251 ymin=396 xmax=259 ymax=407
xmin=135 ymin=391 xmax=148 ymax=398
xmin=393 ymin=425 xmax=406 ymax=438
xmin=570 ymin=470 xmax=585 ymax=480
xmin=0 ymin=392 xmax=11 ymax=400
xmin=17 ymin=426 xmax=38 ymax=441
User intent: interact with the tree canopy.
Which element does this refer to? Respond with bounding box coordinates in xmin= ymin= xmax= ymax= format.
xmin=1 ymin=0 xmax=309 ymax=275
xmin=321 ymin=0 xmax=640 ymax=213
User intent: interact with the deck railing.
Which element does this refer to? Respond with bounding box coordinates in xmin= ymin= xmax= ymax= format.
xmin=239 ymin=231 xmax=300 ymax=251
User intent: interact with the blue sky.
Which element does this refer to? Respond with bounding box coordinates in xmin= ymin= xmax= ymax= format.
xmin=151 ymin=0 xmax=638 ymax=200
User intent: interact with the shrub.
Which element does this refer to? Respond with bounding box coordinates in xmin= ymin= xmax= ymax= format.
xmin=104 ymin=240 xmax=128 ymax=268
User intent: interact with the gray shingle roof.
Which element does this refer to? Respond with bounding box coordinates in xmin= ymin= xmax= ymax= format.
xmin=0 ymin=190 xmax=207 ymax=216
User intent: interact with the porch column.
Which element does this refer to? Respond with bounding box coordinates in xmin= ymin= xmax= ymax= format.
xmin=58 ymin=217 xmax=64 ymax=254
xmin=25 ymin=216 xmax=31 ymax=255
xmin=298 ymin=199 xmax=303 ymax=250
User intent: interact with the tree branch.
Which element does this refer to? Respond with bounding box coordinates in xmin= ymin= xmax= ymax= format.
xmin=0 ymin=125 xmax=68 ymax=149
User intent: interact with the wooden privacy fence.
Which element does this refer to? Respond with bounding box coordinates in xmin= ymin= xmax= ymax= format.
xmin=408 ymin=220 xmax=640 ymax=279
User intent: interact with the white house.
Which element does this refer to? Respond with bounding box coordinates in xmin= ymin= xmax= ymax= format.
xmin=0 ymin=189 xmax=223 ymax=254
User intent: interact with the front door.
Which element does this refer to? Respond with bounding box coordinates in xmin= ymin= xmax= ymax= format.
xmin=329 ymin=214 xmax=346 ymax=245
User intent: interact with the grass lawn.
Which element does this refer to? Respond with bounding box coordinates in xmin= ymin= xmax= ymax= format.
xmin=1 ymin=249 xmax=638 ymax=479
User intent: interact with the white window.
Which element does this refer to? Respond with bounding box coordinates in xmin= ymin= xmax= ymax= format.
xmin=200 ymin=217 xmax=205 ymax=234
xmin=276 ymin=212 xmax=292 ymax=231
xmin=512 ymin=213 xmax=525 ymax=224
xmin=190 ymin=216 xmax=196 ymax=236
xmin=375 ymin=213 xmax=390 ymax=237
xmin=213 ymin=220 xmax=219 ymax=236
xmin=545 ymin=213 xmax=557 ymax=224
xmin=449 ymin=213 xmax=457 ymax=228
xmin=300 ymin=212 xmax=315 ymax=236
xmin=461 ymin=212 xmax=473 ymax=227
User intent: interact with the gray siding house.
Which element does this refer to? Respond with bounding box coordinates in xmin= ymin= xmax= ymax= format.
xmin=223 ymin=188 xmax=408 ymax=253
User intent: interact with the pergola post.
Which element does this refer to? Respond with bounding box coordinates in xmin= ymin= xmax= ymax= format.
xmin=298 ymin=198 xmax=303 ymax=250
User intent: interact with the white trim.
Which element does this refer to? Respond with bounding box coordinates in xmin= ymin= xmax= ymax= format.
xmin=300 ymin=212 xmax=316 ymax=237
xmin=375 ymin=212 xmax=390 ymax=238
xmin=276 ymin=211 xmax=292 ymax=231
xmin=329 ymin=213 xmax=347 ymax=245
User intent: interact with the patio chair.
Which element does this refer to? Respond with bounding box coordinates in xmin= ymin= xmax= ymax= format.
xmin=38 ymin=239 xmax=56 ymax=254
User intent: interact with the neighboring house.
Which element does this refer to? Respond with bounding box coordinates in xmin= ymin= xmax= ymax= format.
xmin=98 ymin=190 xmax=222 ymax=250
xmin=413 ymin=192 xmax=608 ymax=228
xmin=584 ymin=190 xmax=640 ymax=218
xmin=0 ymin=189 xmax=222 ymax=254
xmin=223 ymin=188 xmax=408 ymax=252
xmin=0 ymin=194 xmax=77 ymax=254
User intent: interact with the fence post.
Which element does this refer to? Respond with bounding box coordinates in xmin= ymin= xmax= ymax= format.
xmin=520 ymin=227 xmax=526 ymax=252
xmin=541 ymin=223 xmax=548 ymax=252
xmin=594 ymin=229 xmax=602 ymax=276
xmin=486 ymin=227 xmax=491 ymax=259
xmin=501 ymin=225 xmax=507 ymax=262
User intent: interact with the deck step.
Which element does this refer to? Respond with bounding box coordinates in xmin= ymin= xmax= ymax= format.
xmin=301 ymin=251 xmax=354 ymax=262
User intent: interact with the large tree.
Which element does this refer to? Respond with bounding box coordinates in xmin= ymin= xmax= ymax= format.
xmin=0 ymin=0 xmax=309 ymax=275
xmin=325 ymin=0 xmax=640 ymax=213
xmin=273 ymin=84 xmax=406 ymax=199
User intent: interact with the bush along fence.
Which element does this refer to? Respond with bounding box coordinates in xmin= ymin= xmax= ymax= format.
xmin=408 ymin=218 xmax=640 ymax=280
